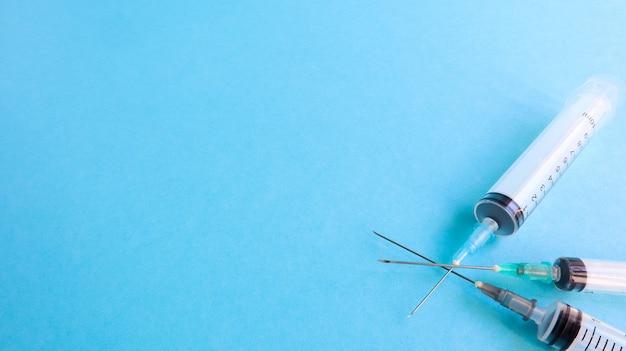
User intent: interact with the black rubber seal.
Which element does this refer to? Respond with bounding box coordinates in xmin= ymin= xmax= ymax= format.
xmin=554 ymin=257 xmax=587 ymax=292
xmin=474 ymin=192 xmax=524 ymax=236
xmin=546 ymin=304 xmax=582 ymax=350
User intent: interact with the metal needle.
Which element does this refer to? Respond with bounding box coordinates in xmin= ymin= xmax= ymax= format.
xmin=407 ymin=268 xmax=454 ymax=317
xmin=378 ymin=259 xmax=494 ymax=271
xmin=373 ymin=230 xmax=477 ymax=317
xmin=372 ymin=231 xmax=475 ymax=284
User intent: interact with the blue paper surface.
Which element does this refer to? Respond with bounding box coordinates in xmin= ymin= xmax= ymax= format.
xmin=2 ymin=1 xmax=626 ymax=350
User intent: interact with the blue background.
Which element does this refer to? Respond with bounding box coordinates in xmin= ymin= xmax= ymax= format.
xmin=2 ymin=1 xmax=626 ymax=350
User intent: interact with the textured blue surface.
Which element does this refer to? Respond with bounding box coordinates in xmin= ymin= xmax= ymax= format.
xmin=2 ymin=1 xmax=626 ymax=350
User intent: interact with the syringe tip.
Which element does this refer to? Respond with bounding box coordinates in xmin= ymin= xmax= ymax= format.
xmin=452 ymin=220 xmax=496 ymax=264
xmin=475 ymin=281 xmax=504 ymax=301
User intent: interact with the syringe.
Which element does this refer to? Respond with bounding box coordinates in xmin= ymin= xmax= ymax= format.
xmin=380 ymin=257 xmax=626 ymax=294
xmin=408 ymin=76 xmax=622 ymax=316
xmin=476 ymin=281 xmax=626 ymax=350
xmin=453 ymin=76 xmax=621 ymax=265
xmin=375 ymin=232 xmax=626 ymax=349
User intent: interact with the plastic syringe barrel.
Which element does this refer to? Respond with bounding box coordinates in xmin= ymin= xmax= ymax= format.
xmin=553 ymin=257 xmax=626 ymax=294
xmin=477 ymin=281 xmax=626 ymax=350
xmin=537 ymin=301 xmax=626 ymax=350
xmin=475 ymin=76 xmax=620 ymax=236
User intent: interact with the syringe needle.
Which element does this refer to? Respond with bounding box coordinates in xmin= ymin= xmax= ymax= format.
xmin=372 ymin=231 xmax=439 ymax=264
xmin=372 ymin=230 xmax=476 ymax=284
xmin=373 ymin=230 xmax=476 ymax=315
xmin=407 ymin=268 xmax=454 ymax=318
xmin=379 ymin=259 xmax=495 ymax=271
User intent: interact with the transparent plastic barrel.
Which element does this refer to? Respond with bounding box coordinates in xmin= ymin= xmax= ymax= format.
xmin=536 ymin=301 xmax=626 ymax=351
xmin=476 ymin=76 xmax=621 ymax=236
xmin=554 ymin=257 xmax=626 ymax=294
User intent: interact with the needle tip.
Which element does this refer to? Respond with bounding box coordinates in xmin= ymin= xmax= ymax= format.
xmin=378 ymin=259 xmax=390 ymax=263
xmin=407 ymin=306 xmax=420 ymax=318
